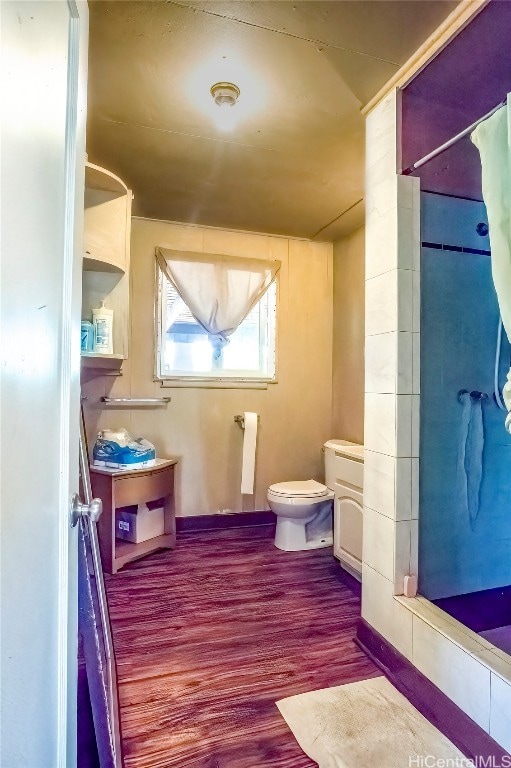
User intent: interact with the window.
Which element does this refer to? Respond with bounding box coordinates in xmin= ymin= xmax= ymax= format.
xmin=156 ymin=269 xmax=277 ymax=382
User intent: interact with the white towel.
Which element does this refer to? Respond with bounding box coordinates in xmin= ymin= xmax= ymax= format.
xmin=467 ymin=398 xmax=484 ymax=529
xmin=457 ymin=392 xmax=484 ymax=529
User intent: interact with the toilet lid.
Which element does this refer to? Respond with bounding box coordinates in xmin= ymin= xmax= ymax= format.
xmin=269 ymin=479 xmax=329 ymax=498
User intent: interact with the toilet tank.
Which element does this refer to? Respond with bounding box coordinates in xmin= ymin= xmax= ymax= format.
xmin=324 ymin=439 xmax=364 ymax=490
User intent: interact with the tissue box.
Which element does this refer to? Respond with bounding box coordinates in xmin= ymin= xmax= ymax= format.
xmin=115 ymin=501 xmax=165 ymax=543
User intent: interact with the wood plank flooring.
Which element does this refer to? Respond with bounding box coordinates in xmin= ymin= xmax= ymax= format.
xmin=105 ymin=525 xmax=379 ymax=768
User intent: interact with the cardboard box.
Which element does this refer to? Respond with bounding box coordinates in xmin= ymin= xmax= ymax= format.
xmin=115 ymin=502 xmax=165 ymax=543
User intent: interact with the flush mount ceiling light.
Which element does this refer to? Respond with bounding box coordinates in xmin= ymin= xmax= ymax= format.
xmin=210 ymin=81 xmax=240 ymax=108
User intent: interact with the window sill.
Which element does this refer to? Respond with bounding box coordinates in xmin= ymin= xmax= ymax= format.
xmin=158 ymin=377 xmax=276 ymax=390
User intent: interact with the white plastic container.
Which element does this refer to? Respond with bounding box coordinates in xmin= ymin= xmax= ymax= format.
xmin=92 ymin=300 xmax=113 ymax=354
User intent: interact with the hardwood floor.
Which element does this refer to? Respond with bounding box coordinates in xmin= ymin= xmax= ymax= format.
xmin=105 ymin=525 xmax=379 ymax=768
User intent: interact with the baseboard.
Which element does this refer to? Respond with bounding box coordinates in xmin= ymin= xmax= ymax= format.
xmin=356 ymin=619 xmax=509 ymax=762
xmin=176 ymin=510 xmax=276 ymax=533
xmin=336 ymin=565 xmax=362 ymax=598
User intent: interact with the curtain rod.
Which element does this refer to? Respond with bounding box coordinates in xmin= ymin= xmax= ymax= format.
xmin=401 ymin=98 xmax=506 ymax=176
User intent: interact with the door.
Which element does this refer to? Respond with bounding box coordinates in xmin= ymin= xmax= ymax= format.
xmin=1 ymin=2 xmax=88 ymax=766
xmin=333 ymin=484 xmax=363 ymax=578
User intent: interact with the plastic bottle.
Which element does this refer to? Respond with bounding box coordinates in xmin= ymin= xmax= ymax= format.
xmin=80 ymin=320 xmax=94 ymax=352
xmin=92 ymin=300 xmax=113 ymax=354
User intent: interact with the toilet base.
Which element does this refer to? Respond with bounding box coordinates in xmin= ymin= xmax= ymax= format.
xmin=274 ymin=504 xmax=333 ymax=552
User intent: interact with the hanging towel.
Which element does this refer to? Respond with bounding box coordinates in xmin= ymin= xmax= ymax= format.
xmin=456 ymin=392 xmax=472 ymax=515
xmin=457 ymin=393 xmax=484 ymax=529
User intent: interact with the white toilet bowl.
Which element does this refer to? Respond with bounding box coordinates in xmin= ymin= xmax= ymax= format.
xmin=267 ymin=479 xmax=334 ymax=551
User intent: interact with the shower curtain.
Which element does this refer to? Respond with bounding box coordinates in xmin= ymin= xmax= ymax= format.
xmin=471 ymin=94 xmax=511 ymax=430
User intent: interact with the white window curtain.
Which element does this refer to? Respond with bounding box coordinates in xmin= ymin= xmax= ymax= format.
xmin=471 ymin=93 xmax=511 ymax=428
xmin=156 ymin=247 xmax=281 ymax=347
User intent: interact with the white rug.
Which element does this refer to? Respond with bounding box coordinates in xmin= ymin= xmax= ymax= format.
xmin=277 ymin=676 xmax=473 ymax=768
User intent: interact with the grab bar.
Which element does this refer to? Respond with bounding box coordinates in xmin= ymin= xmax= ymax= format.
xmin=101 ymin=397 xmax=171 ymax=407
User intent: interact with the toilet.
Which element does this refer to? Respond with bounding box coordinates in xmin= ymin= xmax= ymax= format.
xmin=268 ymin=441 xmax=343 ymax=551
xmin=268 ymin=439 xmax=364 ymax=553
xmin=268 ymin=479 xmax=334 ymax=551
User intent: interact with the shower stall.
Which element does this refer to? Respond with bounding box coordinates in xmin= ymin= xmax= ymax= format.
xmin=396 ymin=0 xmax=511 ymax=660
xmin=419 ymin=191 xmax=511 ymax=655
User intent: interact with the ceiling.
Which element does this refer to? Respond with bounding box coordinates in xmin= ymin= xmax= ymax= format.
xmin=87 ymin=0 xmax=459 ymax=241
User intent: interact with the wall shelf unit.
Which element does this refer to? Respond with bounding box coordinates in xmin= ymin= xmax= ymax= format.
xmin=81 ymin=352 xmax=125 ymax=370
xmin=81 ymin=162 xmax=132 ymax=370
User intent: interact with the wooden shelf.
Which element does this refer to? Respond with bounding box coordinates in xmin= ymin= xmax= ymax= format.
xmin=81 ymin=352 xmax=125 ymax=370
xmin=83 ymin=254 xmax=125 ymax=274
xmin=85 ymin=162 xmax=129 ymax=197
xmin=115 ymin=534 xmax=175 ymax=570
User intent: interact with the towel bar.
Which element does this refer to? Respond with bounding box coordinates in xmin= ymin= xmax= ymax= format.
xmin=101 ymin=397 xmax=171 ymax=407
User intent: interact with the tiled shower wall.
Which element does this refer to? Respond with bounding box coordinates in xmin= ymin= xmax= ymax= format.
xmin=362 ymin=89 xmax=420 ymax=658
xmin=362 ymin=89 xmax=511 ymax=750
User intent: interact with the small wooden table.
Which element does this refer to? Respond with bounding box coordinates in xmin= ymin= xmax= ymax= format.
xmin=90 ymin=458 xmax=177 ymax=574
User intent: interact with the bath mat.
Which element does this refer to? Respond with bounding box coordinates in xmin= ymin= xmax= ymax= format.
xmin=276 ymin=676 xmax=471 ymax=768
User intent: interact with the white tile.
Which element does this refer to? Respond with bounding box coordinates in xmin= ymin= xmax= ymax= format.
xmin=364 ymin=393 xmax=412 ymax=458
xmin=396 ymin=205 xmax=415 ymax=271
xmin=410 ymin=519 xmax=418 ymax=579
xmin=364 ymin=393 xmax=396 ymax=456
xmin=363 ymin=506 xmax=395 ymax=581
xmin=366 ymin=146 xmax=397 ymax=188
xmin=363 ymin=449 xmax=394 ymax=515
xmin=412 ymin=199 xmax=421 ymax=273
xmin=363 ymin=451 xmax=411 ymax=520
xmin=490 ymin=674 xmax=511 ymax=752
xmin=397 ymin=332 xmax=413 ymax=394
xmin=411 ymin=459 xmax=419 ymax=519
xmin=397 ymin=174 xmax=414 ymax=211
xmin=365 ymin=174 xmax=399 ymax=221
xmin=396 ymin=596 xmax=491 ymax=656
xmin=362 ymin=563 xmax=413 ymax=659
xmin=412 ymin=615 xmax=491 ymax=730
xmin=398 ymin=268 xmax=414 ymax=332
xmin=489 ymin=646 xmax=511 ymax=663
xmin=412 ymin=332 xmax=420 ymax=394
xmin=412 ymin=395 xmax=420 ymax=457
xmin=365 ymin=269 xmax=412 ymax=336
xmin=472 ymin=650 xmax=511 ymax=685
xmin=365 ymin=332 xmax=397 ymax=394
xmin=396 ymin=458 xmax=413 ymax=520
xmin=365 ymin=207 xmax=397 ymax=280
xmin=394 ymin=519 xmax=412 ymax=594
xmin=412 ymin=270 xmax=420 ymax=332
xmin=396 ymin=395 xmax=412 ymax=457
xmin=411 ymin=175 xmax=421 ymax=218
xmin=365 ymin=270 xmax=398 ymax=336
xmin=366 ymin=95 xmax=397 ymax=180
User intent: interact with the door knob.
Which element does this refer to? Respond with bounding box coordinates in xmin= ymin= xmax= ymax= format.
xmin=70 ymin=493 xmax=103 ymax=527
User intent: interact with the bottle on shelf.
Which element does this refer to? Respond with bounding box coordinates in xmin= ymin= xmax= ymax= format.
xmin=92 ymin=300 xmax=114 ymax=354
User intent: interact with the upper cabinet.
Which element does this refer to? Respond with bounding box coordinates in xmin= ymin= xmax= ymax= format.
xmin=82 ymin=163 xmax=133 ymax=369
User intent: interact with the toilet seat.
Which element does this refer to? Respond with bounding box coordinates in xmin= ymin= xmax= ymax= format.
xmin=268 ymin=479 xmax=329 ymax=498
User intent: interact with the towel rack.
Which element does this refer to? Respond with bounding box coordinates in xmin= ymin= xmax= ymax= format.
xmin=101 ymin=397 xmax=171 ymax=408
xmin=457 ymin=389 xmax=489 ymax=403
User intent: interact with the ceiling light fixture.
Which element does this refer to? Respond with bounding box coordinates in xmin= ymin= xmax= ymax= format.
xmin=210 ymin=81 xmax=240 ymax=108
